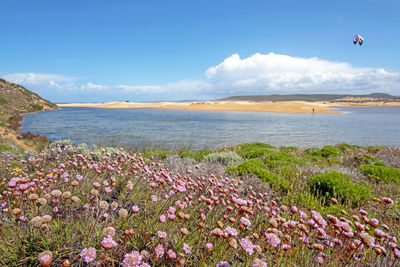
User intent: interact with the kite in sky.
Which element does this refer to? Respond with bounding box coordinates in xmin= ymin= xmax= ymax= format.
xmin=353 ymin=34 xmax=364 ymax=46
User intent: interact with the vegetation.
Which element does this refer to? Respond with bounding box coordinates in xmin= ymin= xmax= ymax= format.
xmin=309 ymin=171 xmax=371 ymax=206
xmin=218 ymin=93 xmax=399 ymax=102
xmin=0 ymin=78 xmax=58 ymax=152
xmin=360 ymin=164 xmax=400 ymax=183
xmin=0 ymin=142 xmax=399 ymax=266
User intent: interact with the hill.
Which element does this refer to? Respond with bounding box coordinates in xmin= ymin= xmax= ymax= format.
xmin=218 ymin=93 xmax=400 ymax=102
xmin=0 ymin=78 xmax=58 ymax=152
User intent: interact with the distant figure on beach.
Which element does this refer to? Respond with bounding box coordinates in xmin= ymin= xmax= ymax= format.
xmin=312 ymin=108 xmax=315 ymax=114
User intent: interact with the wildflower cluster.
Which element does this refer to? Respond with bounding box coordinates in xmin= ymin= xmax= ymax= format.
xmin=0 ymin=145 xmax=398 ymax=266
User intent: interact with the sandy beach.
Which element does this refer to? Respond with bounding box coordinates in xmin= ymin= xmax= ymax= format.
xmin=57 ymin=100 xmax=400 ymax=114
xmin=58 ymin=101 xmax=342 ymax=114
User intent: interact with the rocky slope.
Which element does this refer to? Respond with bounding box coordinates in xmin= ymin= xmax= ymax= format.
xmin=0 ymin=78 xmax=58 ymax=152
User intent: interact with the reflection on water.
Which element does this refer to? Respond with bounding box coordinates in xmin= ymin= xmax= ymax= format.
xmin=21 ymin=106 xmax=400 ymax=149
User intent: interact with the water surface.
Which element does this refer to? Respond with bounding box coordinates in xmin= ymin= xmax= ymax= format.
xmin=22 ymin=106 xmax=400 ymax=149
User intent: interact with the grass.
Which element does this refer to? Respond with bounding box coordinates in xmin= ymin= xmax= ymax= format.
xmin=0 ymin=142 xmax=399 ymax=266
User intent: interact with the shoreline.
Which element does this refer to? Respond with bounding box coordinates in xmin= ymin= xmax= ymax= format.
xmin=57 ymin=100 xmax=400 ymax=114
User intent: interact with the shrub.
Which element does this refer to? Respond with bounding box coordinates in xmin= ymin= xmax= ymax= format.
xmin=359 ymin=164 xmax=400 ymax=183
xmin=319 ymin=145 xmax=342 ymax=157
xmin=235 ymin=142 xmax=274 ymax=159
xmin=227 ymin=158 xmax=266 ymax=174
xmin=228 ymin=159 xmax=290 ymax=191
xmin=309 ymin=171 xmax=371 ymax=206
xmin=179 ymin=150 xmax=212 ymax=161
xmin=367 ymin=146 xmax=383 ymax=152
xmin=30 ymin=104 xmax=43 ymax=110
xmin=337 ymin=143 xmax=359 ymax=152
xmin=362 ymin=154 xmax=376 ymax=164
xmin=264 ymin=151 xmax=302 ymax=168
xmin=145 ymin=150 xmax=173 ymax=160
xmin=204 ymin=151 xmax=244 ymax=166
xmin=279 ymin=146 xmax=298 ymax=153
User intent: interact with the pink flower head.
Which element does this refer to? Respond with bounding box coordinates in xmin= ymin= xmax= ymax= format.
xmin=253 ymin=258 xmax=267 ymax=267
xmin=155 ymin=244 xmax=164 ymax=258
xmin=265 ymin=233 xmax=281 ymax=247
xmin=183 ymin=243 xmax=191 ymax=254
xmin=151 ymin=195 xmax=158 ymax=202
xmin=80 ymin=247 xmax=96 ymax=263
xmin=131 ymin=205 xmax=139 ymax=213
xmin=382 ymin=197 xmax=394 ymax=204
xmin=159 ymin=214 xmax=166 ymax=223
xmin=224 ymin=226 xmax=238 ymax=236
xmin=167 ymin=206 xmax=176 ymax=214
xmin=122 ymin=251 xmax=142 ymax=267
xmin=167 ymin=249 xmax=176 ymax=259
xmin=101 ymin=237 xmax=117 ymax=250
xmin=157 ymin=231 xmax=167 ymax=239
xmin=240 ymin=237 xmax=254 ymax=255
xmin=240 ymin=217 xmax=251 ymax=228
xmin=205 ymin=243 xmax=213 ymax=250
xmin=216 ymin=261 xmax=229 ymax=267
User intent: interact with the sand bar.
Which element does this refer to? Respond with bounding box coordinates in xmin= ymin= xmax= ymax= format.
xmin=57 ymin=100 xmax=400 ymax=114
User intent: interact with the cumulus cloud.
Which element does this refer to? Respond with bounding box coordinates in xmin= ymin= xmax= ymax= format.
xmin=205 ymin=53 xmax=400 ymax=95
xmin=2 ymin=52 xmax=400 ymax=102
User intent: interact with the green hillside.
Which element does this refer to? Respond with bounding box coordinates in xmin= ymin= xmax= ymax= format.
xmin=0 ymin=78 xmax=58 ymax=152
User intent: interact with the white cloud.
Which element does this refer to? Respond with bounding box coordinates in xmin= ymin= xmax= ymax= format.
xmin=2 ymin=52 xmax=400 ymax=102
xmin=205 ymin=53 xmax=400 ymax=95
xmin=80 ymin=82 xmax=111 ymax=91
xmin=3 ymin=73 xmax=75 ymax=86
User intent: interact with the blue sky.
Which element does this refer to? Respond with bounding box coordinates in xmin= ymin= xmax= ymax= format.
xmin=1 ymin=0 xmax=399 ymax=102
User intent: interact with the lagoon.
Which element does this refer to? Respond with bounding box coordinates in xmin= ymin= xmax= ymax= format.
xmin=22 ymin=106 xmax=400 ymax=150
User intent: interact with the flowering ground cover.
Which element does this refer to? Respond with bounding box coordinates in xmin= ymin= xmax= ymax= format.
xmin=0 ymin=141 xmax=399 ymax=266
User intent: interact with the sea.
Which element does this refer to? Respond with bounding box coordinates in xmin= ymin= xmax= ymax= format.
xmin=21 ymin=106 xmax=400 ymax=150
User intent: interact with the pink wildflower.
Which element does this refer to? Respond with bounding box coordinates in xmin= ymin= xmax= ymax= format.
xmin=167 ymin=249 xmax=176 ymax=259
xmin=240 ymin=217 xmax=251 ymax=228
xmin=183 ymin=243 xmax=192 ymax=254
xmin=101 ymin=237 xmax=117 ymax=250
xmin=159 ymin=214 xmax=166 ymax=223
xmin=131 ymin=205 xmax=139 ymax=213
xmin=253 ymin=258 xmax=267 ymax=267
xmin=240 ymin=237 xmax=254 ymax=255
xmin=265 ymin=233 xmax=281 ymax=247
xmin=80 ymin=247 xmax=96 ymax=263
xmin=122 ymin=251 xmax=142 ymax=267
xmin=225 ymin=226 xmax=238 ymax=236
xmin=157 ymin=231 xmax=167 ymax=239
xmin=155 ymin=244 xmax=165 ymax=258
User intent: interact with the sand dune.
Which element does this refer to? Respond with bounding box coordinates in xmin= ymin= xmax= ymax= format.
xmin=57 ymin=100 xmax=400 ymax=114
xmin=58 ymin=101 xmax=340 ymax=114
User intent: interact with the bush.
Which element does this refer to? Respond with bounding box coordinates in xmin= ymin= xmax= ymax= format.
xmin=235 ymin=143 xmax=273 ymax=159
xmin=29 ymin=104 xmax=43 ymax=110
xmin=309 ymin=171 xmax=371 ymax=206
xmin=179 ymin=150 xmax=212 ymax=161
xmin=204 ymin=151 xmax=244 ymax=166
xmin=264 ymin=151 xmax=302 ymax=168
xmin=320 ymin=145 xmax=343 ymax=157
xmin=359 ymin=164 xmax=400 ymax=183
xmin=337 ymin=143 xmax=359 ymax=152
xmin=145 ymin=150 xmax=173 ymax=160
xmin=228 ymin=159 xmax=290 ymax=191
